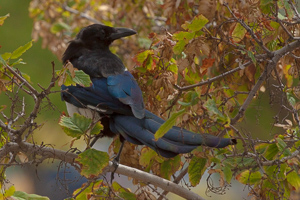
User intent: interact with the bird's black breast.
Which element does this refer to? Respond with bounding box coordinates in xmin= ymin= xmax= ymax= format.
xmin=75 ymin=51 xmax=126 ymax=78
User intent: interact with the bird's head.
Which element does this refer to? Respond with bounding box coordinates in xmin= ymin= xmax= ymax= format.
xmin=75 ymin=24 xmax=137 ymax=49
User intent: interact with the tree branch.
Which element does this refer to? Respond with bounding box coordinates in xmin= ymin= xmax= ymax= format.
xmin=0 ymin=141 xmax=205 ymax=200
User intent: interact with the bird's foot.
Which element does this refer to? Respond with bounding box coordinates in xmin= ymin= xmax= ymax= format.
xmin=70 ymin=148 xmax=82 ymax=154
xmin=110 ymin=157 xmax=119 ymax=183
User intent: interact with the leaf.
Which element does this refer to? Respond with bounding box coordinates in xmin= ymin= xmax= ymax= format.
xmin=247 ymin=51 xmax=256 ymax=65
xmin=112 ymin=182 xmax=136 ymax=200
xmin=245 ymin=64 xmax=256 ymax=82
xmin=72 ymin=70 xmax=92 ymax=87
xmin=12 ymin=191 xmax=49 ymax=200
xmin=0 ymin=55 xmax=7 ymax=66
xmin=173 ymin=40 xmax=187 ymax=55
xmin=75 ymin=149 xmax=109 ymax=178
xmin=1 ymin=52 xmax=12 ymax=61
xmin=154 ymin=109 xmax=185 ymax=140
xmin=0 ymin=13 xmax=9 ymax=26
xmin=72 ymin=180 xmax=107 ymax=200
xmin=59 ymin=113 xmax=92 ymax=138
xmin=223 ymin=164 xmax=233 ymax=183
xmin=139 ymin=147 xmax=157 ymax=167
xmin=90 ymin=121 xmax=103 ymax=135
xmin=0 ymin=186 xmax=15 ymax=199
xmin=287 ymin=171 xmax=300 ymax=189
xmin=11 ymin=40 xmax=33 ymax=59
xmin=231 ymin=23 xmax=247 ymax=43
xmin=134 ymin=50 xmax=154 ymax=65
xmin=160 ymin=155 xmax=181 ymax=180
xmin=200 ymin=58 xmax=215 ymax=74
xmin=188 ymin=157 xmax=207 ymax=186
xmin=203 ymin=99 xmax=225 ymax=119
xmin=264 ymin=143 xmax=279 ymax=160
xmin=236 ymin=170 xmax=261 ymax=185
xmin=172 ymin=31 xmax=195 ymax=54
xmin=50 ymin=22 xmax=71 ymax=33
xmin=182 ymin=14 xmax=209 ymax=32
xmin=276 ymin=138 xmax=291 ymax=156
xmin=173 ymin=31 xmax=195 ymax=41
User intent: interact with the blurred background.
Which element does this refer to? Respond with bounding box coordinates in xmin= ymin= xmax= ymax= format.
xmin=0 ymin=0 xmax=289 ymax=199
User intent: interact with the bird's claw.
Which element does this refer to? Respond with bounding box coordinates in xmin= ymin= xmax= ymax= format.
xmin=110 ymin=157 xmax=120 ymax=182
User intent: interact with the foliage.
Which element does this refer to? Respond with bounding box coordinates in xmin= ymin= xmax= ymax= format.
xmin=1 ymin=0 xmax=300 ymax=199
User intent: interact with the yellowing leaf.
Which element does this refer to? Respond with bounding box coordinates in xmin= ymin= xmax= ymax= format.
xmin=0 ymin=13 xmax=9 ymax=26
xmin=76 ymin=149 xmax=109 ymax=178
xmin=188 ymin=157 xmax=207 ymax=186
xmin=0 ymin=186 xmax=15 ymax=199
xmin=236 ymin=170 xmax=261 ymax=185
xmin=231 ymin=23 xmax=247 ymax=43
xmin=139 ymin=147 xmax=157 ymax=167
xmin=90 ymin=121 xmax=103 ymax=135
xmin=287 ymin=171 xmax=300 ymax=189
xmin=160 ymin=155 xmax=181 ymax=180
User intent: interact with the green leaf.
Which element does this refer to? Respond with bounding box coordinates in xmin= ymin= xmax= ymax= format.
xmin=236 ymin=170 xmax=261 ymax=185
xmin=287 ymin=170 xmax=300 ymax=189
xmin=0 ymin=55 xmax=7 ymax=66
xmin=173 ymin=31 xmax=195 ymax=41
xmin=0 ymin=13 xmax=9 ymax=26
xmin=12 ymin=191 xmax=49 ymax=200
xmin=76 ymin=149 xmax=109 ymax=178
xmin=173 ymin=40 xmax=187 ymax=55
xmin=264 ymin=143 xmax=279 ymax=160
xmin=223 ymin=164 xmax=233 ymax=183
xmin=182 ymin=14 xmax=209 ymax=32
xmin=59 ymin=113 xmax=92 ymax=138
xmin=160 ymin=155 xmax=181 ymax=180
xmin=11 ymin=40 xmax=33 ymax=59
xmin=188 ymin=157 xmax=207 ymax=186
xmin=247 ymin=51 xmax=256 ymax=65
xmin=112 ymin=182 xmax=136 ymax=200
xmin=50 ymin=22 xmax=71 ymax=33
xmin=231 ymin=23 xmax=247 ymax=43
xmin=154 ymin=109 xmax=185 ymax=140
xmin=276 ymin=138 xmax=291 ymax=156
xmin=203 ymin=99 xmax=225 ymax=119
xmin=1 ymin=52 xmax=12 ymax=61
xmin=72 ymin=70 xmax=92 ymax=87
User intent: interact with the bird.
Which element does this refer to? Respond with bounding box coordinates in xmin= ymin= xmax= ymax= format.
xmin=61 ymin=24 xmax=237 ymax=160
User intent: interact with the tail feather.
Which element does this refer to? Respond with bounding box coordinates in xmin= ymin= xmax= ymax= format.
xmin=110 ymin=110 xmax=236 ymax=158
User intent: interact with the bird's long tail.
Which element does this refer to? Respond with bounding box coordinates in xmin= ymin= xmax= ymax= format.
xmin=109 ymin=110 xmax=237 ymax=158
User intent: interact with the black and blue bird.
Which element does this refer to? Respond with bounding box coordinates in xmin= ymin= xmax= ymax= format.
xmin=61 ymin=24 xmax=237 ymax=159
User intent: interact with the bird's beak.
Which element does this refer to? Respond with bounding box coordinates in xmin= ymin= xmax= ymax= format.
xmin=109 ymin=27 xmax=137 ymax=41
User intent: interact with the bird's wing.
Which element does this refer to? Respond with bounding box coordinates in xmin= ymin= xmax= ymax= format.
xmin=61 ymin=77 xmax=134 ymax=116
xmin=107 ymin=71 xmax=145 ymax=119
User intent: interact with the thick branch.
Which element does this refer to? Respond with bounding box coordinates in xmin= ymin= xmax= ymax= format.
xmin=230 ymin=39 xmax=300 ymax=126
xmin=0 ymin=142 xmax=205 ymax=200
xmin=175 ymin=61 xmax=252 ymax=91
